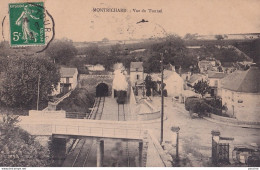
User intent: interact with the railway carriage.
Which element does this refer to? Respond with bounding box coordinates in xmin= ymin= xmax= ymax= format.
xmin=116 ymin=90 xmax=127 ymax=104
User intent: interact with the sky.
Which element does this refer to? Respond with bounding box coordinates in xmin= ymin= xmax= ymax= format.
xmin=1 ymin=0 xmax=260 ymax=42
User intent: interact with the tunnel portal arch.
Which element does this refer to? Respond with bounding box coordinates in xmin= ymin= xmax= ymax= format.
xmin=96 ymin=83 xmax=109 ymax=97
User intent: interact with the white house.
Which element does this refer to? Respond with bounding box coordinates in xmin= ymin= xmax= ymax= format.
xmin=85 ymin=64 xmax=105 ymax=72
xmin=221 ymin=65 xmax=260 ymax=122
xmin=151 ymin=70 xmax=184 ymax=97
xmin=53 ymin=67 xmax=78 ymax=95
xmin=130 ymin=62 xmax=144 ymax=86
xmin=163 ymin=70 xmax=184 ymax=97
xmin=207 ymin=71 xmax=227 ymax=97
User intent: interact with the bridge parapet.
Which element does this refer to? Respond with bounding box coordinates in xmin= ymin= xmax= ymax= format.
xmin=18 ymin=118 xmax=146 ymax=140
xmin=52 ymin=124 xmax=145 ymax=140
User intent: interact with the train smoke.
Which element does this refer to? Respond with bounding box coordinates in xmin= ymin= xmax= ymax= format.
xmin=112 ymin=69 xmax=128 ymax=91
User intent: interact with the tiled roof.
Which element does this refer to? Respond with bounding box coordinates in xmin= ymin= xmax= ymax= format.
xmin=208 ymin=72 xmax=227 ymax=79
xmin=221 ymin=66 xmax=260 ymax=93
xmin=130 ymin=62 xmax=143 ymax=72
xmin=60 ymin=67 xmax=78 ymax=78
xmin=188 ymin=74 xmax=206 ymax=84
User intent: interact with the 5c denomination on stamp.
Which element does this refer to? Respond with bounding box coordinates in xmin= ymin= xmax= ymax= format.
xmin=9 ymin=2 xmax=45 ymax=46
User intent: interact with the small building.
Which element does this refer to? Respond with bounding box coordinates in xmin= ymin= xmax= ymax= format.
xmin=53 ymin=67 xmax=78 ymax=95
xmin=198 ymin=60 xmax=216 ymax=73
xmin=207 ymin=71 xmax=227 ymax=97
xmin=85 ymin=64 xmax=105 ymax=72
xmin=187 ymin=74 xmax=207 ymax=88
xmin=150 ymin=70 xmax=184 ymax=97
xmin=221 ymin=65 xmax=260 ymax=122
xmin=130 ymin=62 xmax=144 ymax=86
xmin=163 ymin=70 xmax=184 ymax=97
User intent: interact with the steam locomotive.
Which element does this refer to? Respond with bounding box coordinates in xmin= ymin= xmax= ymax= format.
xmin=115 ymin=90 xmax=127 ymax=104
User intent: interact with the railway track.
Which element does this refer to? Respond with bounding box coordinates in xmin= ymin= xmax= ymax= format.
xmin=117 ymin=104 xmax=126 ymax=121
xmin=88 ymin=96 xmax=105 ymax=120
xmin=118 ymin=103 xmax=131 ymax=167
xmin=62 ymin=96 xmax=105 ymax=167
xmin=63 ymin=97 xmax=134 ymax=167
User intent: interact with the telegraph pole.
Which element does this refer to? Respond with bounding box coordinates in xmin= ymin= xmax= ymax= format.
xmin=142 ymin=70 xmax=145 ymax=98
xmin=37 ymin=74 xmax=40 ymax=111
xmin=160 ymin=52 xmax=164 ymax=145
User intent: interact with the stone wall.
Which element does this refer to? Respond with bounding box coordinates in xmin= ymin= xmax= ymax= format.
xmin=78 ymin=74 xmax=113 ymax=96
xmin=29 ymin=110 xmax=66 ymax=119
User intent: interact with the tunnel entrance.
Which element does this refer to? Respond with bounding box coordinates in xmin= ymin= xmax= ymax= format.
xmin=96 ymin=83 xmax=109 ymax=97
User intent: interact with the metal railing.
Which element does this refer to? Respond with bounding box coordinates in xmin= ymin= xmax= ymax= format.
xmin=66 ymin=112 xmax=86 ymax=119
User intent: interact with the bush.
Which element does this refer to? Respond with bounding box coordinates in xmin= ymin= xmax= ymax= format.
xmin=0 ymin=114 xmax=51 ymax=166
xmin=205 ymin=97 xmax=222 ymax=109
xmin=56 ymin=88 xmax=95 ymax=113
xmin=185 ymin=97 xmax=225 ymax=117
xmin=185 ymin=97 xmax=211 ymax=117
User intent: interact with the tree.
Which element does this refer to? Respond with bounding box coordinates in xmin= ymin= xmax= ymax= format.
xmin=68 ymin=58 xmax=89 ymax=74
xmin=0 ymin=56 xmax=60 ymax=109
xmin=110 ymin=43 xmax=122 ymax=56
xmin=102 ymin=37 xmax=109 ymax=43
xmin=145 ymin=75 xmax=153 ymax=97
xmin=0 ymin=114 xmax=51 ymax=166
xmin=193 ymin=80 xmax=210 ymax=97
xmin=184 ymin=33 xmax=198 ymax=40
xmin=143 ymin=35 xmax=197 ymax=73
xmin=215 ymin=47 xmax=246 ymax=62
xmin=45 ymin=38 xmax=77 ymax=65
xmin=215 ymin=34 xmax=224 ymax=40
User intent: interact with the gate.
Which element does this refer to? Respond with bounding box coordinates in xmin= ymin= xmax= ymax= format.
xmin=218 ymin=143 xmax=230 ymax=164
xmin=211 ymin=130 xmax=234 ymax=166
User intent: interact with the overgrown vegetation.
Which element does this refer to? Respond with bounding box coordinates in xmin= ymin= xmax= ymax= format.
xmin=185 ymin=97 xmax=223 ymax=117
xmin=0 ymin=114 xmax=51 ymax=166
xmin=56 ymin=88 xmax=95 ymax=113
xmin=0 ymin=56 xmax=60 ymax=110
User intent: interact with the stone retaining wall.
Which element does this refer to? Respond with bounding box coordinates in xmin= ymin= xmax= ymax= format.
xmin=210 ymin=113 xmax=260 ymax=125
xmin=146 ymin=130 xmax=173 ymax=167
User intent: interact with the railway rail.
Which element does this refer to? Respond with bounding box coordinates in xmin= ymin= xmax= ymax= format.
xmin=118 ymin=103 xmax=131 ymax=167
xmin=63 ymin=97 xmax=135 ymax=167
xmin=63 ymin=96 xmax=105 ymax=167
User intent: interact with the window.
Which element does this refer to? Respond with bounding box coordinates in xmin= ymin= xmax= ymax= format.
xmin=232 ymin=92 xmax=234 ymax=101
xmin=137 ymin=74 xmax=139 ymax=80
xmin=66 ymin=77 xmax=69 ymax=83
xmin=214 ymin=80 xmax=218 ymax=87
xmin=136 ymin=68 xmax=138 ymax=71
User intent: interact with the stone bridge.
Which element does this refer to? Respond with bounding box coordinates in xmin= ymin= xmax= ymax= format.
xmin=78 ymin=74 xmax=114 ymax=96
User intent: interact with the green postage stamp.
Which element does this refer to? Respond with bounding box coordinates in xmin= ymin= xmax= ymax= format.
xmin=9 ymin=2 xmax=45 ymax=46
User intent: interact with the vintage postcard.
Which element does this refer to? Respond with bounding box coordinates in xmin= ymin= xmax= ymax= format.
xmin=0 ymin=0 xmax=259 ymax=168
